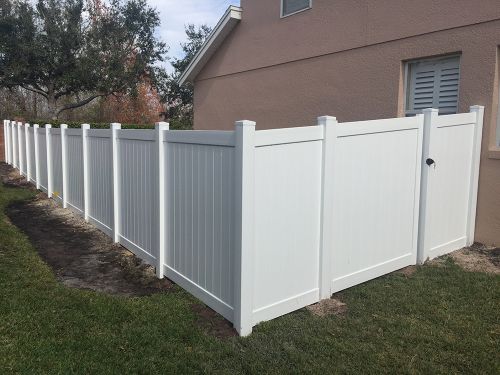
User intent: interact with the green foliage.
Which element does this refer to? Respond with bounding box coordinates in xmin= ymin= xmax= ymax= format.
xmin=0 ymin=0 xmax=167 ymax=119
xmin=158 ymin=24 xmax=212 ymax=127
xmin=26 ymin=117 xmax=191 ymax=130
xmin=0 ymin=179 xmax=499 ymax=373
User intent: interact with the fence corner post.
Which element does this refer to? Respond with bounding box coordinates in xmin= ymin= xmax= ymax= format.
xmin=155 ymin=121 xmax=169 ymax=279
xmin=467 ymin=105 xmax=485 ymax=246
xmin=45 ymin=124 xmax=53 ymax=198
xmin=234 ymin=119 xmax=256 ymax=336
xmin=60 ymin=124 xmax=68 ymax=208
xmin=111 ymin=122 xmax=122 ymax=243
xmin=33 ymin=125 xmax=40 ymax=189
xmin=317 ymin=116 xmax=338 ymax=300
xmin=25 ymin=123 xmax=31 ymax=182
xmin=82 ymin=124 xmax=91 ymax=222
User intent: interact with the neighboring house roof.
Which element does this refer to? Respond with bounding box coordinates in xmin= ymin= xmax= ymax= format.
xmin=178 ymin=6 xmax=242 ymax=86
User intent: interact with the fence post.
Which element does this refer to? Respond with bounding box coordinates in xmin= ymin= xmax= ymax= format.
xmin=60 ymin=124 xmax=68 ymax=208
xmin=46 ymin=124 xmax=53 ymax=197
xmin=34 ymin=125 xmax=40 ymax=189
xmin=317 ymin=116 xmax=338 ymax=300
xmin=17 ymin=121 xmax=23 ymax=174
xmin=3 ymin=120 xmax=8 ymax=164
xmin=82 ymin=124 xmax=91 ymax=221
xmin=111 ymin=123 xmax=122 ymax=243
xmin=155 ymin=121 xmax=169 ymax=279
xmin=234 ymin=120 xmax=256 ymax=336
xmin=5 ymin=120 xmax=9 ymax=164
xmin=25 ymin=123 xmax=30 ymax=182
xmin=417 ymin=108 xmax=439 ymax=264
xmin=7 ymin=120 xmax=14 ymax=166
xmin=3 ymin=120 xmax=7 ymax=163
xmin=12 ymin=120 xmax=18 ymax=168
xmin=467 ymin=105 xmax=485 ymax=246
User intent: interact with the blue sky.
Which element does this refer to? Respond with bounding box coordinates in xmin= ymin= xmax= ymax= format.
xmin=147 ymin=0 xmax=240 ymax=71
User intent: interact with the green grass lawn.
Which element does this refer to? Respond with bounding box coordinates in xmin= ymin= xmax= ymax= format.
xmin=0 ymin=180 xmax=499 ymax=374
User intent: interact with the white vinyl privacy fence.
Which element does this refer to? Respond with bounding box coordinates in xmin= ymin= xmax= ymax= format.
xmin=3 ymin=106 xmax=484 ymax=335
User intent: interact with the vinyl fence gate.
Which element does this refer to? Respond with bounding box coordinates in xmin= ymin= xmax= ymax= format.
xmin=3 ymin=105 xmax=484 ymax=336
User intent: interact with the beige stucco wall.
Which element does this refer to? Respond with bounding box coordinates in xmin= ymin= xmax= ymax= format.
xmin=192 ymin=1 xmax=500 ymax=245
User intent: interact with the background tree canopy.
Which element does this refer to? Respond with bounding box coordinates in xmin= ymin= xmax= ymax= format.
xmin=158 ymin=24 xmax=212 ymax=128
xmin=0 ymin=0 xmax=167 ymax=119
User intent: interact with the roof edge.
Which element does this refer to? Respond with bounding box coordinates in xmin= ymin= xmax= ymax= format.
xmin=178 ymin=5 xmax=242 ymax=86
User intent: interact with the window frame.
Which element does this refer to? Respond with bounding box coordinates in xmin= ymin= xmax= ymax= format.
xmin=403 ymin=54 xmax=461 ymax=116
xmin=281 ymin=0 xmax=312 ymax=18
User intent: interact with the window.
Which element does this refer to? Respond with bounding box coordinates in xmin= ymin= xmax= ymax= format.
xmin=405 ymin=55 xmax=461 ymax=116
xmin=281 ymin=0 xmax=311 ymax=17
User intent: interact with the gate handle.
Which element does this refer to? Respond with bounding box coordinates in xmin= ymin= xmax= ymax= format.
xmin=426 ymin=158 xmax=435 ymax=167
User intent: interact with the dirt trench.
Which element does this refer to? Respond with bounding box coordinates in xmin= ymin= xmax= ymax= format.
xmin=2 ymin=164 xmax=171 ymax=296
xmin=1 ymin=163 xmax=236 ymax=338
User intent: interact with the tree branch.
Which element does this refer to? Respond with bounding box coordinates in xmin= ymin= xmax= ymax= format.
xmin=56 ymin=93 xmax=106 ymax=116
xmin=21 ymin=85 xmax=48 ymax=99
xmin=55 ymin=88 xmax=74 ymax=100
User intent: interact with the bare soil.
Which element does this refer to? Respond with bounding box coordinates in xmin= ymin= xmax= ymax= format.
xmin=307 ymin=298 xmax=347 ymax=317
xmin=448 ymin=243 xmax=500 ymax=275
xmin=395 ymin=265 xmax=418 ymax=277
xmin=1 ymin=163 xmax=235 ymax=337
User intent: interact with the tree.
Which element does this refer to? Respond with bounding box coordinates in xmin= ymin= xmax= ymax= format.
xmin=0 ymin=0 xmax=167 ymax=119
xmin=101 ymin=80 xmax=163 ymax=124
xmin=159 ymin=24 xmax=211 ymax=127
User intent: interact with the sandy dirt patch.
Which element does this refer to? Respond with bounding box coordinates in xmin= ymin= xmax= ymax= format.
xmin=307 ymin=298 xmax=347 ymax=317
xmin=1 ymin=163 xmax=236 ymax=337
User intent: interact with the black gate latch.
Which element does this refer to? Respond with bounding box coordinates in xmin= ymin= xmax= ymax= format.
xmin=426 ymin=158 xmax=435 ymax=166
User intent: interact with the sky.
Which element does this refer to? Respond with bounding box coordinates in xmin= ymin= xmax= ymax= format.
xmin=147 ymin=0 xmax=240 ymax=72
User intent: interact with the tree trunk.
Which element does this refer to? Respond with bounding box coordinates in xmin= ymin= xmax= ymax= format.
xmin=45 ymin=83 xmax=59 ymax=120
xmin=47 ymin=94 xmax=58 ymax=121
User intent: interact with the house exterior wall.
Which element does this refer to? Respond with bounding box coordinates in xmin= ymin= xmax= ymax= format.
xmin=192 ymin=0 xmax=500 ymax=246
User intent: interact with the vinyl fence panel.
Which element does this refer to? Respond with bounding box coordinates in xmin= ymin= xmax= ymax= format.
xmin=38 ymin=130 xmax=48 ymax=192
xmin=87 ymin=130 xmax=114 ymax=235
xmin=50 ymin=129 xmax=64 ymax=203
xmin=28 ymin=127 xmax=36 ymax=184
xmin=66 ymin=129 xmax=85 ymax=214
xmin=252 ymin=127 xmax=323 ymax=325
xmin=18 ymin=123 xmax=25 ymax=175
xmin=117 ymin=130 xmax=158 ymax=265
xmin=418 ymin=109 xmax=483 ymax=261
xmin=164 ymin=133 xmax=237 ymax=321
xmin=329 ymin=116 xmax=424 ymax=293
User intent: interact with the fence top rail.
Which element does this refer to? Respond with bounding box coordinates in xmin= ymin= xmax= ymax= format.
xmin=116 ymin=129 xmax=155 ymax=141
xmin=255 ymin=126 xmax=324 ymax=147
xmin=165 ymin=130 xmax=235 ymax=147
xmin=88 ymin=129 xmax=111 ymax=138
xmin=338 ymin=116 xmax=422 ymax=137
xmin=28 ymin=127 xmax=34 ymax=133
xmin=51 ymin=128 xmax=61 ymax=135
xmin=66 ymin=129 xmax=82 ymax=137
xmin=433 ymin=112 xmax=476 ymax=128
